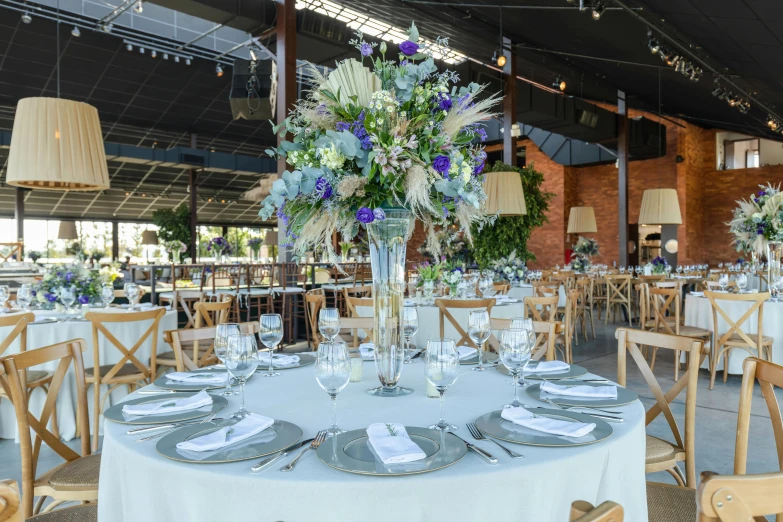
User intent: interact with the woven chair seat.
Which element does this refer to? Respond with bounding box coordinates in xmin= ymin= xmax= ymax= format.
xmin=85 ymin=363 xmax=144 ymax=379
xmin=27 ymin=503 xmax=98 ymax=522
xmin=48 ymin=454 xmax=101 ymax=488
xmin=646 ymin=482 xmax=696 ymax=522
xmin=156 ymin=351 xmax=177 ymax=360
xmin=646 ymin=435 xmax=678 ymax=464
xmin=26 ymin=370 xmax=52 ymax=383
xmin=722 ymin=333 xmax=774 ymax=346
xmin=677 ymin=326 xmax=711 ymax=338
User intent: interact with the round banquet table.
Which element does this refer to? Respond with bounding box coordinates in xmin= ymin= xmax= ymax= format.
xmin=684 ymin=294 xmax=782 ymax=374
xmin=99 ymin=360 xmax=648 ymax=522
xmin=0 ymin=307 xmax=178 ymax=442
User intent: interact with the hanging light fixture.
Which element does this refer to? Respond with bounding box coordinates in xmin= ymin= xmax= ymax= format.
xmin=57 ymin=221 xmax=79 ymax=241
xmin=21 ymin=12 xmax=31 ymax=24
xmin=591 ymin=1 xmax=605 ymax=20
xmin=639 ymin=189 xmax=682 ymax=225
xmin=483 ymin=171 xmax=527 ymax=216
xmin=567 ymin=207 xmax=597 ymax=234
xmin=71 ymin=26 xmax=80 ymax=37
xmin=493 ymin=6 xmax=506 ymax=68
xmin=215 ymin=63 xmax=224 ymax=77
xmin=133 ymin=0 xmax=143 ymax=14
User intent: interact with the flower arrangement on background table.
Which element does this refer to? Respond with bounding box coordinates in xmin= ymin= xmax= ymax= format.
xmin=28 ymin=251 xmax=41 ymax=264
xmin=441 ymin=265 xmax=464 ymax=295
xmin=573 ymin=236 xmax=599 ymax=258
xmin=570 ymin=255 xmax=590 ymax=274
xmin=491 ymin=250 xmax=526 ymax=285
xmin=36 ymin=264 xmax=101 ymax=306
xmin=164 ymin=240 xmax=187 ymax=262
xmin=206 ymin=237 xmax=233 ymax=259
xmin=728 ymin=183 xmax=783 ymax=255
xmin=99 ymin=264 xmax=121 ymax=285
xmin=247 ymin=238 xmax=263 ymax=260
xmin=650 ymin=256 xmax=669 ymax=275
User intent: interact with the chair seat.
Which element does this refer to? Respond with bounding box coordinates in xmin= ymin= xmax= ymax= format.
xmin=721 ymin=333 xmax=774 ymax=346
xmin=47 ymin=454 xmax=101 ymax=489
xmin=85 ymin=363 xmax=145 ymax=380
xmin=157 ymin=351 xmax=177 ymax=360
xmin=27 ymin=503 xmax=98 ymax=522
xmin=272 ymin=286 xmax=305 ymax=294
xmin=26 ymin=370 xmax=53 ymax=384
xmin=646 ymin=482 xmax=696 ymax=522
xmin=320 ymin=284 xmax=353 ymax=291
xmin=644 ymin=318 xmax=677 ymax=328
xmin=159 ymin=290 xmax=203 ymax=300
xmin=677 ymin=326 xmax=711 ymax=338
xmin=240 ymin=288 xmax=271 ymax=296
xmin=645 ymin=435 xmax=679 ymax=465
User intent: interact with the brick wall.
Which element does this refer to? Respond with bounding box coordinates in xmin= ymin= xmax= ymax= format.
xmin=526 ymin=145 xmax=568 ymax=267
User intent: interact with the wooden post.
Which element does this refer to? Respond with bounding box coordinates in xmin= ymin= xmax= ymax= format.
xmin=618 ymin=90 xmax=629 ymax=267
xmin=111 ymin=221 xmax=119 ymax=261
xmin=189 ymin=134 xmax=198 ymax=261
xmin=276 ymin=0 xmax=296 ymax=262
xmin=502 ymin=37 xmax=517 ymax=166
xmin=14 ymin=187 xmax=24 ymax=258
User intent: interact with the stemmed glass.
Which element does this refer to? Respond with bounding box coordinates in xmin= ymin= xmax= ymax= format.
xmin=479 ymin=276 xmax=495 ymax=297
xmin=618 ymin=266 xmax=625 ymax=275
xmin=124 ymin=283 xmax=139 ymax=312
xmin=259 ymin=314 xmax=284 ymax=377
xmin=214 ymin=323 xmax=241 ymax=396
xmin=225 ymin=333 xmax=258 ymax=419
xmin=467 ymin=310 xmax=491 ymax=371
xmin=771 ymin=276 xmax=783 ymax=302
xmin=737 ymin=273 xmax=748 ymax=293
xmin=719 ymin=273 xmax=729 ymax=293
xmin=0 ymin=285 xmax=9 ymax=313
xmin=403 ymin=306 xmax=419 ymax=364
xmin=510 ymin=318 xmax=535 ymax=387
xmin=315 ymin=340 xmax=351 ymax=436
xmin=424 ymin=338 xmax=459 ymax=432
xmin=60 ymin=286 xmax=76 ymax=319
xmin=101 ymin=284 xmax=115 ymax=308
xmin=16 ymin=283 xmax=32 ymax=311
xmin=318 ymin=308 xmax=340 ymax=344
xmin=499 ymin=329 xmax=532 ymax=408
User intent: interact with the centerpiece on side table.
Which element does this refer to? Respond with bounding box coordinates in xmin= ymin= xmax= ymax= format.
xmin=728 ymin=184 xmax=783 ymax=287
xmin=207 ymin=236 xmax=232 ymax=263
xmin=650 ymin=255 xmax=669 ymax=275
xmin=415 ymin=261 xmax=441 ymax=299
xmin=491 ymin=250 xmax=527 ymax=285
xmin=164 ymin=240 xmax=187 ymax=263
xmin=260 ymin=23 xmax=498 ymax=396
xmin=247 ymin=238 xmax=263 ymax=261
xmin=35 ymin=263 xmax=103 ymax=309
xmin=570 ymin=236 xmax=599 ymax=274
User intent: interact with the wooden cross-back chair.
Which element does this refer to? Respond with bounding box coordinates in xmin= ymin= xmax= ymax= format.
xmin=702 ymin=280 xmax=739 ymax=293
xmin=338 ymin=316 xmax=374 ymax=347
xmin=488 ymin=318 xmax=557 ymax=361
xmin=434 ymin=298 xmax=495 ymax=347
xmin=166 ymin=322 xmax=260 ymax=371
xmin=523 ymin=295 xmax=559 ymax=323
xmin=157 ymin=264 xmax=205 ymax=329
xmin=0 ymin=313 xmax=59 ymax=438
xmin=616 ymin=328 xmax=704 ymax=488
xmin=532 ymin=281 xmax=559 ymax=298
xmin=555 ymin=289 xmax=581 ymax=363
xmin=492 ymin=282 xmax=510 ymax=295
xmin=697 ymin=471 xmax=783 ymax=522
xmin=0 ymin=478 xmax=97 ymax=522
xmin=345 ymin=296 xmax=374 ymax=347
xmin=570 ymin=501 xmax=623 ymax=522
xmin=605 ymin=275 xmax=632 ymax=326
xmin=704 ymin=291 xmax=773 ymax=390
xmin=343 ymin=285 xmax=372 ymax=304
xmin=305 ymin=291 xmax=326 ymax=349
xmin=0 ymin=242 xmax=23 ymax=263
xmin=575 ymin=278 xmax=596 ymax=342
xmin=0 ymin=339 xmax=99 ymax=518
xmin=241 ymin=263 xmax=273 ymax=322
xmin=550 ymin=274 xmax=574 ymax=290
xmin=322 ymin=262 xmax=357 ymax=313
xmin=84 ymin=308 xmax=165 ymax=451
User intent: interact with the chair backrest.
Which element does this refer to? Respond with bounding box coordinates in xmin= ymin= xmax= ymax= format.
xmin=489 ymin=318 xmax=557 ymax=360
xmin=208 ymin=264 xmax=238 ymax=293
xmin=492 ymin=282 xmax=510 ymax=295
xmin=697 ymin=471 xmax=783 ymax=522
xmin=0 ymin=313 xmax=34 ymax=359
xmin=551 ymin=274 xmax=574 ymax=290
xmin=435 ymin=298 xmax=495 ymax=347
xmin=84 ymin=308 xmax=165 ymax=382
xmin=345 ymin=295 xmax=373 ymax=318
xmin=305 ymin=292 xmax=326 ymax=347
xmin=193 ymin=295 xmax=232 ymax=327
xmin=570 ymin=500 xmax=624 ymax=522
xmin=650 ymin=286 xmax=682 ymax=335
xmin=337 ymin=316 xmax=373 ymax=346
xmin=533 ymin=281 xmax=559 ymax=298
xmin=635 ymin=283 xmax=652 ymax=329
xmin=576 ymin=278 xmax=594 ymax=308
xmin=605 ymin=274 xmax=631 ymax=305
xmin=616 ymin=327 xmax=704 ymax=487
xmin=640 ymin=275 xmax=665 ymax=284
xmin=704 ymin=291 xmax=770 ymax=352
xmin=523 ymin=295 xmax=559 ymax=323
xmin=0 ymin=479 xmax=21 ymax=522
xmin=247 ymin=264 xmax=273 ymax=288
xmin=654 ymin=281 xmax=680 ymax=289
xmin=168 ymin=322 xmax=259 ymax=371
xmin=0 ymin=340 xmax=91 ymax=517
xmin=343 ymin=285 xmax=372 ymax=303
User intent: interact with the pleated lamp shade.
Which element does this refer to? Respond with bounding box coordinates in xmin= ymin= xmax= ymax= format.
xmin=58 ymin=221 xmax=78 ymax=240
xmin=141 ymin=230 xmax=159 ymax=245
xmin=567 ymin=207 xmax=597 ymax=234
xmin=7 ymin=98 xmax=110 ymax=191
xmin=483 ymin=171 xmax=526 ymax=216
xmin=265 ymin=230 xmax=278 ymax=244
xmin=639 ymin=188 xmax=682 ymax=225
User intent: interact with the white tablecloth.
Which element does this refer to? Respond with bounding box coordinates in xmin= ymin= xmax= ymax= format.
xmin=0 ymin=308 xmax=178 ymax=441
xmin=99 ymin=361 xmax=647 ymax=522
xmin=684 ymin=295 xmax=782 ymax=374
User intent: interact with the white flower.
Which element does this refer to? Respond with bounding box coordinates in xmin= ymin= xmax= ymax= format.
xmin=318 ymin=144 xmax=346 ymax=170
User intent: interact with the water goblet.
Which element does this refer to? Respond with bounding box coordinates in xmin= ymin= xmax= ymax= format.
xmin=101 ymin=284 xmax=115 ymax=308
xmin=16 ymin=283 xmax=33 ymax=311
xmin=124 ymin=283 xmax=139 ymax=312
xmin=737 ymin=273 xmax=748 ymax=293
xmin=59 ymin=286 xmax=76 ymax=319
xmin=259 ymin=314 xmax=284 ymax=377
xmin=315 ymin=340 xmax=351 ymax=436
xmin=499 ymin=328 xmax=532 ymax=408
xmin=214 ymin=323 xmax=241 ymax=396
xmin=0 ymin=285 xmax=10 ymax=313
xmin=424 ymin=338 xmax=459 ymax=432
xmin=467 ymin=310 xmax=491 ymax=371
xmin=318 ymin=308 xmax=340 ymax=343
xmin=719 ymin=273 xmax=729 ymax=293
xmin=225 ymin=333 xmax=258 ymax=419
xmin=403 ymin=306 xmax=419 ymax=364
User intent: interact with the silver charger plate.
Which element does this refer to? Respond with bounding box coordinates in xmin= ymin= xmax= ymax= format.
xmin=525 ymin=380 xmax=639 ymax=407
xmin=496 ymin=362 xmax=588 ymax=380
xmin=153 ymin=369 xmax=240 ymax=391
xmin=156 ymin=419 xmax=302 ymax=464
xmin=459 ymin=351 xmax=500 ymax=365
xmin=475 ymin=409 xmax=612 ymax=447
xmin=258 ymin=353 xmax=315 ymax=370
xmin=104 ymin=393 xmax=228 ymax=425
xmin=316 ymin=427 xmax=467 ymax=476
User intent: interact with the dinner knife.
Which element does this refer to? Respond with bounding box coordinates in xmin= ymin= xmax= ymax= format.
xmin=451 ymin=434 xmax=498 ymax=464
xmin=251 ymin=438 xmax=315 ymax=472
xmin=532 ymin=407 xmax=623 ymax=424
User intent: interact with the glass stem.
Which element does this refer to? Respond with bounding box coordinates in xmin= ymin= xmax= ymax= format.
xmin=439 ymin=390 xmax=446 ymax=425
xmin=331 ymin=395 xmax=338 ymax=430
xmin=225 ymin=370 xmax=231 ymax=393
xmin=477 ymin=341 xmax=484 ymax=368
xmin=240 ymin=380 xmax=246 ymax=412
xmin=269 ymin=345 xmax=275 ymax=373
xmin=513 ymin=373 xmax=519 ymax=404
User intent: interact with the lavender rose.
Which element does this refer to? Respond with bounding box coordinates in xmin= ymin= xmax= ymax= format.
xmin=373 ymin=208 xmax=386 ymax=221
xmin=432 ymin=155 xmax=451 ymax=175
xmin=360 ymin=42 xmax=373 ymax=57
xmin=335 ymin=121 xmax=350 ymax=132
xmin=437 ymin=93 xmax=452 ymax=111
xmin=399 ymin=40 xmax=419 ymax=56
xmin=315 ymin=177 xmax=333 ymax=199
xmin=356 ymin=207 xmax=375 ymax=224
xmin=78 ymin=295 xmax=90 ymax=305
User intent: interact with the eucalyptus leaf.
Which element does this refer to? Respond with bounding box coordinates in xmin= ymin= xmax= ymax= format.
xmin=408 ymin=21 xmax=419 ymax=42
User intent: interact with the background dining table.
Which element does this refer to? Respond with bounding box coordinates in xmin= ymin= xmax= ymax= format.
xmin=0 ymin=307 xmax=178 ymax=442
xmin=99 ymin=359 xmax=648 ymax=522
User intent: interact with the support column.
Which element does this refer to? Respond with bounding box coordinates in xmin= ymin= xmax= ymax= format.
xmin=617 ymin=90 xmax=629 ymax=267
xmin=189 ymin=134 xmax=198 ymax=262
xmin=14 ymin=187 xmax=24 ymax=258
xmin=276 ymin=0 xmax=296 ymax=262
xmin=111 ymin=221 xmax=119 ymax=261
xmin=502 ymin=37 xmax=517 ymax=166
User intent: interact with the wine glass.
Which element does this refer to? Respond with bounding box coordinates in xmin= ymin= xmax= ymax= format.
xmin=315 ymin=340 xmax=351 ymax=436
xmin=719 ymin=273 xmax=729 ymax=293
xmin=16 ymin=283 xmax=32 ymax=311
xmin=214 ymin=323 xmax=241 ymax=396
xmin=124 ymin=283 xmax=139 ymax=312
xmin=424 ymin=338 xmax=459 ymax=432
xmin=0 ymin=285 xmax=9 ymax=313
xmin=618 ymin=266 xmax=625 ymax=275
xmin=259 ymin=314 xmax=284 ymax=377
xmin=59 ymin=286 xmax=76 ymax=319
xmin=403 ymin=306 xmax=419 ymax=364
xmin=737 ymin=273 xmax=748 ymax=293
xmin=772 ymin=276 xmax=783 ymax=302
xmin=101 ymin=284 xmax=115 ymax=308
xmin=510 ymin=317 xmax=534 ymax=387
xmin=499 ymin=329 xmax=532 ymax=408
xmin=225 ymin=333 xmax=258 ymax=419
xmin=318 ymin=308 xmax=340 ymax=343
xmin=467 ymin=310 xmax=491 ymax=372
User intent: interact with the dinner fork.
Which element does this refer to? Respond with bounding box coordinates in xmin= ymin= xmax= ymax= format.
xmin=135 ymin=413 xmax=216 ymax=442
xmin=127 ymin=417 xmax=227 ymax=435
xmin=466 ymin=423 xmax=523 ymax=459
xmin=280 ymin=430 xmax=327 ymax=472
xmin=544 ymin=399 xmax=623 ymax=423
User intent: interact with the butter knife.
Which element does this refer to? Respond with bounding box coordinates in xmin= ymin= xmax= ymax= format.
xmin=251 ymin=438 xmax=314 ymax=472
xmin=451 ymin=434 xmax=498 ymax=464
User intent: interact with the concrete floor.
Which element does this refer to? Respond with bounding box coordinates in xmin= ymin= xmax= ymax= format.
xmin=1 ymin=320 xmax=780 ymax=507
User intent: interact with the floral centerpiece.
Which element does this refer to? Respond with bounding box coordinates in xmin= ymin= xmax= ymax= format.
xmin=573 ymin=236 xmax=599 ymax=258
xmin=570 ymin=255 xmax=591 ymax=274
xmin=206 ymin=237 xmax=232 ymax=260
xmin=650 ymin=255 xmax=669 ymax=275
xmin=491 ymin=250 xmax=526 ymax=285
xmin=247 ymin=238 xmax=263 ymax=260
xmin=441 ymin=265 xmax=464 ymax=295
xmin=728 ymin=184 xmax=783 ymax=255
xmin=98 ymin=264 xmax=120 ymax=284
xmin=28 ymin=251 xmax=41 ymax=264
xmin=36 ymin=264 xmax=101 ymax=306
xmin=164 ymin=240 xmax=187 ymax=262
xmin=415 ymin=261 xmax=442 ymax=286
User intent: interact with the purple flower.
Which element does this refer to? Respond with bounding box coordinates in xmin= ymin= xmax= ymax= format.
xmin=476 ymin=128 xmax=487 ymax=142
xmin=65 ymin=272 xmax=73 ymax=282
xmin=356 ymin=207 xmax=375 ymax=224
xmin=437 ymin=93 xmax=452 ymax=111
xmin=360 ymin=42 xmax=373 ymax=57
xmin=315 ymin=177 xmax=333 ymax=199
xmin=335 ymin=121 xmax=350 ymax=132
xmin=373 ymin=208 xmax=386 ymax=221
xmin=442 ymin=206 xmax=449 ymax=218
xmin=473 ymin=162 xmax=485 ymax=175
xmin=399 ymin=40 xmax=419 ymax=56
xmin=400 ymin=59 xmax=409 ymax=66
xmin=432 ymin=155 xmax=451 ymax=175
xmin=78 ymin=295 xmax=90 ymax=305
xmin=45 ymin=293 xmax=57 ymax=303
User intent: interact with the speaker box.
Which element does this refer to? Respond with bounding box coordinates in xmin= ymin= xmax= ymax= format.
xmin=230 ymin=58 xmax=274 ymax=120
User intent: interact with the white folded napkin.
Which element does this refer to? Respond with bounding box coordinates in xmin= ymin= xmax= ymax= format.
xmin=366 ymin=423 xmax=426 ymax=464
xmin=123 ymin=390 xmax=212 ymax=416
xmin=176 ymin=413 xmax=274 ymax=452
xmin=524 ymin=360 xmax=570 ymax=374
xmin=457 ymin=346 xmax=477 ymax=360
xmin=165 ymin=371 xmax=227 ymax=385
xmin=360 ymin=343 xmax=375 ymax=360
xmin=541 ymin=381 xmax=617 ymax=399
xmin=404 ymin=299 xmax=416 ymax=307
xmin=690 ymin=291 xmax=704 ymax=297
xmin=501 ymin=407 xmax=595 ymax=438
xmin=257 ymin=353 xmax=300 ymax=367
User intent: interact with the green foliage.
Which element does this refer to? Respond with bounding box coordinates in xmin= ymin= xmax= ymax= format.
xmin=470 ymin=161 xmax=554 ymax=268
xmin=152 ymin=205 xmax=191 ymax=261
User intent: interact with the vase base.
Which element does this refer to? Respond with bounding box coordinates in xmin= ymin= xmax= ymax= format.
xmin=365 ymin=386 xmax=414 ymax=397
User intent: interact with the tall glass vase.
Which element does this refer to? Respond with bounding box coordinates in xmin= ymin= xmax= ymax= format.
xmin=767 ymin=242 xmax=782 ymax=300
xmin=366 ymin=208 xmax=413 ymax=397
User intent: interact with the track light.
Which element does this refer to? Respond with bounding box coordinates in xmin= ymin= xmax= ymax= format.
xmin=185 ymin=58 xmax=191 ymax=66
xmin=174 ymin=56 xmax=180 ymax=63
xmin=215 ymin=64 xmax=224 ymax=77
xmin=139 ymin=47 xmax=145 ymax=54
xmin=71 ymin=26 xmax=80 ymax=37
xmin=492 ymin=49 xmax=506 ymax=68
xmin=101 ymin=23 xmax=113 ymax=33
xmin=163 ymin=53 xmax=169 ymax=60
xmin=133 ymin=0 xmax=143 ymax=14
xmin=249 ymin=48 xmax=258 ymax=62
xmin=553 ymin=76 xmax=566 ymax=91
xmin=727 ymin=93 xmax=738 ymax=107
xmin=647 ymin=31 xmax=660 ymax=54
xmin=591 ymin=1 xmax=605 ymax=20
xmin=150 ymin=50 xmax=157 ymax=58
xmin=21 ymin=12 xmax=31 ymax=24
xmin=126 ymin=43 xmax=133 ymax=51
